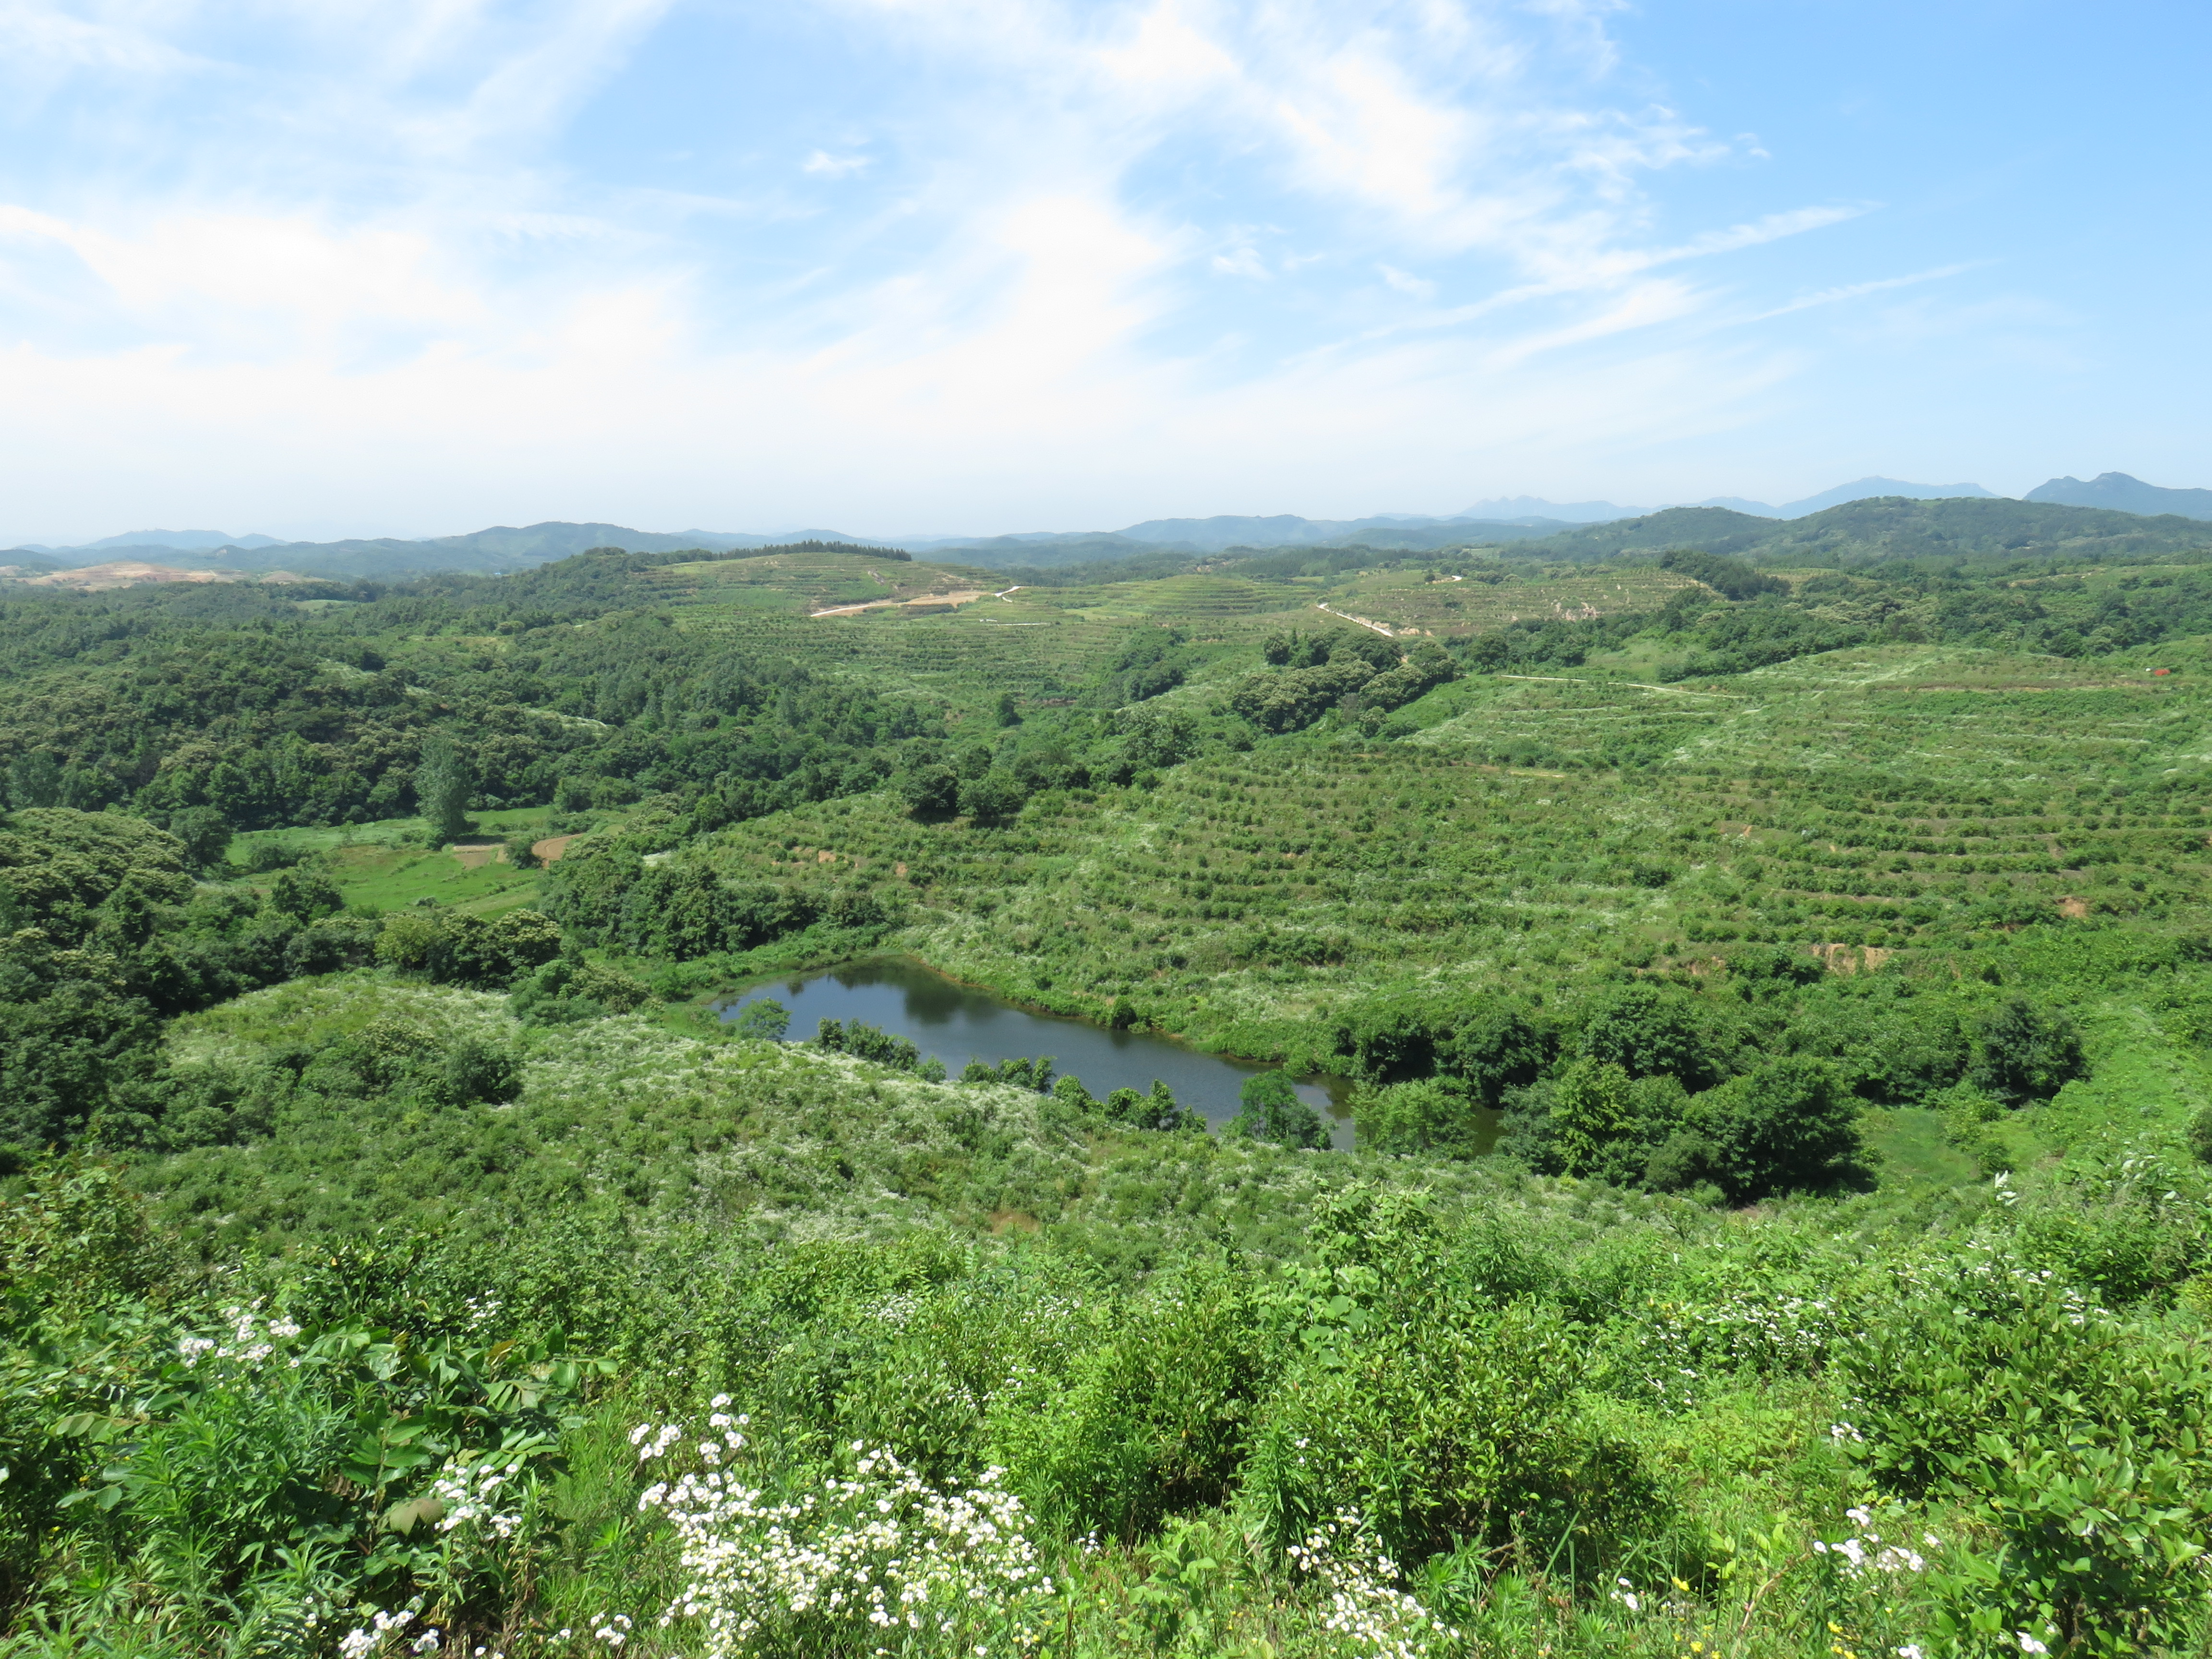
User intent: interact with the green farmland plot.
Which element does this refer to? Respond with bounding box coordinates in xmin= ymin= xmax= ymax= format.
xmin=1014 ymin=572 xmax=1308 ymax=622
xmin=1315 ymin=564 xmax=1705 ymax=637
xmin=645 ymin=547 xmax=1005 ymax=615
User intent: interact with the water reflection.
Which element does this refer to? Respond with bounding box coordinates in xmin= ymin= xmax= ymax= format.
xmin=714 ymin=957 xmax=1356 ymax=1147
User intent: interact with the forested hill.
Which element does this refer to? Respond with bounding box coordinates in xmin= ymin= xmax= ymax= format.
xmin=1 ymin=522 xmax=883 ymax=581
xmin=0 ymin=544 xmax=924 ymax=833
xmin=11 ymin=531 xmax=2212 ymax=1656
xmin=1504 ymin=494 xmax=2212 ymax=564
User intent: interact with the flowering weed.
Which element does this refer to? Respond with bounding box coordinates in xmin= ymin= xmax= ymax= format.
xmin=634 ymin=1408 xmax=1056 ymax=1657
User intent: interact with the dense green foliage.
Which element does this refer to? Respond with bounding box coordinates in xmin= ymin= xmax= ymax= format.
xmin=6 ymin=530 xmax=2212 ymax=1657
xmin=0 ymin=553 xmax=935 ymax=832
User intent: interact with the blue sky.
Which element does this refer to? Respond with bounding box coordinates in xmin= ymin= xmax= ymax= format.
xmin=0 ymin=0 xmax=2205 ymax=542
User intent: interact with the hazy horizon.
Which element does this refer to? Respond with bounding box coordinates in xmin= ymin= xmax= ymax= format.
xmin=0 ymin=492 xmax=1991 ymax=552
xmin=11 ymin=472 xmax=2170 ymax=552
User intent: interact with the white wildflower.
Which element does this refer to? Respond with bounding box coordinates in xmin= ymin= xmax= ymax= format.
xmin=176 ymin=1302 xmax=306 ymax=1370
xmin=633 ymin=1426 xmax=1055 ymax=1657
xmin=1819 ymin=1505 xmax=1935 ymax=1581
xmin=338 ymin=1605 xmax=432 ymax=1659
xmin=430 ymin=1455 xmax=530 ymax=1548
xmin=1286 ymin=1511 xmax=1456 ymax=1659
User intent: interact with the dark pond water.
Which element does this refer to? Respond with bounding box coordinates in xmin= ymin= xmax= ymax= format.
xmin=714 ymin=957 xmax=1358 ymax=1148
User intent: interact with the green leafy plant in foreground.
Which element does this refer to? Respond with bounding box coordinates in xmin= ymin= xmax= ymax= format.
xmin=1838 ymin=1255 xmax=2212 ymax=1655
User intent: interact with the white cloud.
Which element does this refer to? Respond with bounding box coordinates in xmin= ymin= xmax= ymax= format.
xmin=1095 ymin=2 xmax=1243 ymax=93
xmin=1484 ymin=277 xmax=1702 ymax=367
xmin=1378 ymin=264 xmax=1436 ymax=299
xmin=0 ymin=3 xmax=204 ymax=78
xmin=0 ymin=0 xmax=1958 ymax=539
xmin=827 ymin=0 xmax=1745 ymax=272
xmin=0 ymin=205 xmax=485 ymax=342
xmin=0 ymin=203 xmax=1797 ymax=541
xmin=1743 ymin=263 xmax=1974 ymax=323
xmin=1212 ymin=235 xmax=1270 ymax=278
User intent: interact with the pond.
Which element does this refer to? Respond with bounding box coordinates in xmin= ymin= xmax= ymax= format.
xmin=714 ymin=957 xmax=1362 ymax=1148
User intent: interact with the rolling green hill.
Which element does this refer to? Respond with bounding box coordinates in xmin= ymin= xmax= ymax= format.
xmin=7 ymin=534 xmax=2212 ymax=1658
xmin=1502 ymin=494 xmax=2212 ymax=565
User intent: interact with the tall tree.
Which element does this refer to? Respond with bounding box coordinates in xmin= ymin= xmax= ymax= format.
xmin=414 ymin=736 xmax=473 ymax=848
xmin=7 ymin=752 xmax=60 ymax=810
xmin=1226 ymin=1071 xmax=1327 ymax=1148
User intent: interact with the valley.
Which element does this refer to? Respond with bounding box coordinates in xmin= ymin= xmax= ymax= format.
xmin=5 ymin=518 xmax=2212 ymax=1657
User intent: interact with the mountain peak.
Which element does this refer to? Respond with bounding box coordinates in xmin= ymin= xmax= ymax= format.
xmin=84 ymin=529 xmax=285 ymax=551
xmin=2023 ymin=471 xmax=2212 ymax=521
xmin=1456 ymin=495 xmax=1641 ymax=524
xmin=1773 ymin=478 xmax=1995 ymax=517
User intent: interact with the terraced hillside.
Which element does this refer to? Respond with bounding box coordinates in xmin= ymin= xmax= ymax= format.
xmin=673 ymin=642 xmax=2209 ymax=1044
xmin=642 ymin=546 xmax=1001 ymax=615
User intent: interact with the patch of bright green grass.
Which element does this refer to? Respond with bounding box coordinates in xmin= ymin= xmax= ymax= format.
xmin=324 ymin=840 xmax=546 ymax=916
xmin=225 ymin=807 xmax=564 ymax=915
xmin=167 ymin=970 xmax=514 ymax=1065
xmin=227 ymin=805 xmax=554 ymax=859
xmin=2030 ymin=1000 xmax=2212 ymax=1157
xmin=1861 ymin=1107 xmax=1979 ymax=1189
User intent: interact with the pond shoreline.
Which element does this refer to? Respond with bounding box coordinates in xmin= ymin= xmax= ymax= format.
xmin=710 ymin=949 xmax=1300 ymax=1071
xmin=707 ymin=954 xmax=1361 ymax=1145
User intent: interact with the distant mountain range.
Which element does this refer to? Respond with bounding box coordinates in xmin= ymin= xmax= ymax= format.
xmin=1679 ymin=477 xmax=1997 ymax=518
xmin=1458 ymin=496 xmax=1637 ymax=524
xmin=932 ymin=514 xmax=1562 ymax=565
xmin=1487 ymin=495 xmax=2212 ymax=566
xmin=10 ymin=528 xmax=290 ymax=553
xmin=1447 ymin=479 xmax=2000 ymax=523
xmin=0 ymin=522 xmax=863 ymax=580
xmin=7 ymin=472 xmax=2210 ymax=583
xmin=2023 ymin=472 xmax=2212 ymax=521
xmin=1118 ymin=511 xmax=1572 ymax=548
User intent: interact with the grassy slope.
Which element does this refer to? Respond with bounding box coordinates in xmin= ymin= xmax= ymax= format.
xmin=144 ymin=971 xmax=1540 ymax=1267
xmin=642 ymin=548 xmax=1006 ymax=615
xmin=238 ymin=806 xmax=640 ymax=915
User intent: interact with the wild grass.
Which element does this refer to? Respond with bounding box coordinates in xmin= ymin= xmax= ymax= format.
xmin=21 ymin=1136 xmax=2209 ymax=1657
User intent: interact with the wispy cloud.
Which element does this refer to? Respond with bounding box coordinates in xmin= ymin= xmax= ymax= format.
xmin=1743 ymin=262 xmax=1976 ymax=323
xmin=0 ymin=3 xmax=205 ymax=79
xmin=1378 ymin=264 xmax=1436 ymax=299
xmin=1484 ymin=277 xmax=1702 ymax=367
xmin=0 ymin=0 xmax=1999 ymax=538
